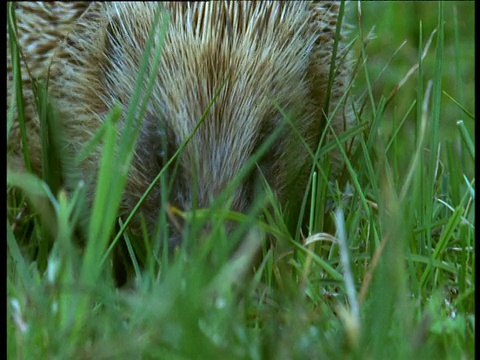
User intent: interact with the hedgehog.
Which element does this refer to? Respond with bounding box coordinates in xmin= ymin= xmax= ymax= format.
xmin=8 ymin=2 xmax=353 ymax=263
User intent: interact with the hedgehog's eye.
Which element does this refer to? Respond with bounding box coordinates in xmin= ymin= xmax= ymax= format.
xmin=254 ymin=112 xmax=283 ymax=167
xmin=242 ymin=116 xmax=280 ymax=205
xmin=155 ymin=148 xmax=167 ymax=169
xmin=159 ymin=130 xmax=178 ymax=171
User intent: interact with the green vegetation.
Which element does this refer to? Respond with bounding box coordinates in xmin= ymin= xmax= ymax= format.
xmin=7 ymin=2 xmax=474 ymax=359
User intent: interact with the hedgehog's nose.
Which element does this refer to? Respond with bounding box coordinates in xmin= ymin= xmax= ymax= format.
xmin=164 ymin=201 xmax=231 ymax=253
xmin=165 ymin=202 xmax=185 ymax=251
xmin=168 ymin=232 xmax=183 ymax=251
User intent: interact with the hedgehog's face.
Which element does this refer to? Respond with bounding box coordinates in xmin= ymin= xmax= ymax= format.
xmin=53 ymin=2 xmax=324 ymax=247
xmin=97 ymin=3 xmax=322 ymax=244
xmin=133 ymin=90 xmax=288 ymax=247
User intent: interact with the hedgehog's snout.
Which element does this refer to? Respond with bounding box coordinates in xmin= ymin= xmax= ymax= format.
xmin=162 ymin=161 xmax=262 ymax=250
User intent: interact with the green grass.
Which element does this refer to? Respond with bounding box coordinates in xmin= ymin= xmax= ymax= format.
xmin=7 ymin=2 xmax=474 ymax=359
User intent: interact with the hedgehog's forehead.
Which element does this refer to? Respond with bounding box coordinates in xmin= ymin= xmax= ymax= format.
xmin=150 ymin=24 xmax=315 ymax=140
xmin=166 ymin=94 xmax=262 ymax=163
